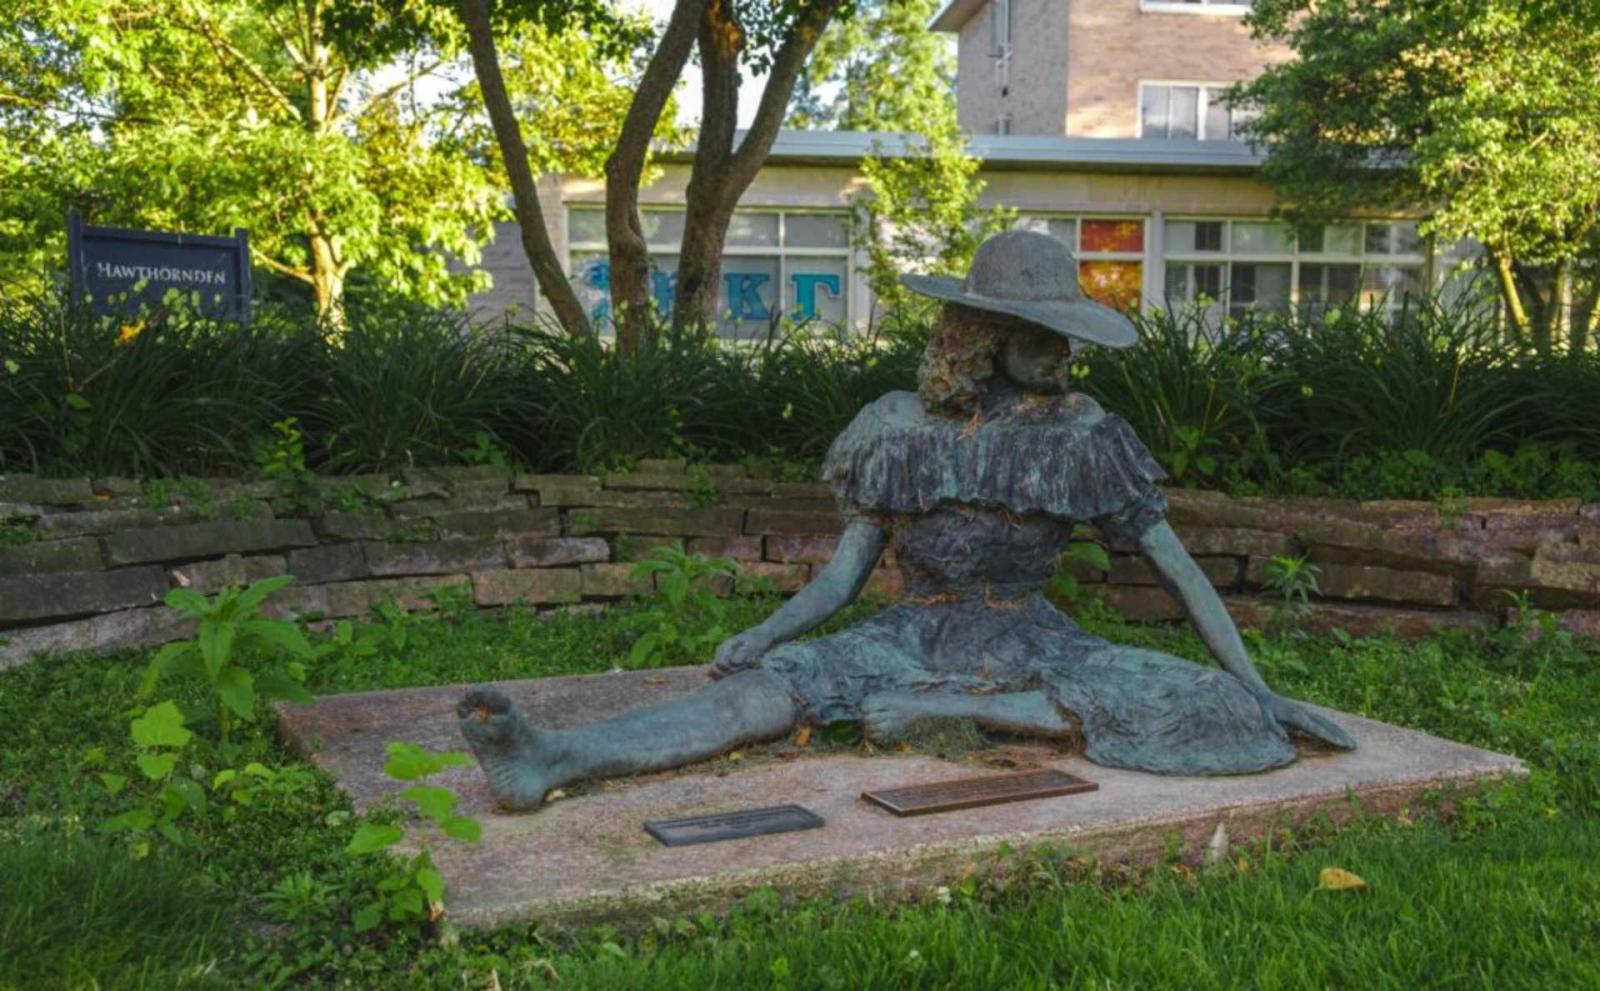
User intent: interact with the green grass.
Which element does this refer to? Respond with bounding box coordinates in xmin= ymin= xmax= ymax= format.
xmin=0 ymin=592 xmax=1596 ymax=989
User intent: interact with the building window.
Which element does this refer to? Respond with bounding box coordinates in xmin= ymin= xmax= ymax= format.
xmin=566 ymin=206 xmax=853 ymax=337
xmin=1016 ymin=215 xmax=1147 ymax=311
xmin=1163 ymin=218 xmax=1433 ymax=319
xmin=1139 ymin=83 xmax=1247 ymax=141
xmin=1140 ymin=1 xmax=1255 ymax=13
xmin=990 ymin=0 xmax=1012 ymax=96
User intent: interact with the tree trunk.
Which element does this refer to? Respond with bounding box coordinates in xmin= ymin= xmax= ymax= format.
xmin=307 ymin=228 xmax=345 ymax=324
xmin=604 ymin=0 xmax=707 ymax=355
xmin=456 ymin=0 xmax=593 ymax=338
xmin=1490 ymin=249 xmax=1531 ymax=345
xmin=671 ymin=0 xmax=846 ymax=333
xmin=304 ymin=10 xmax=347 ymax=327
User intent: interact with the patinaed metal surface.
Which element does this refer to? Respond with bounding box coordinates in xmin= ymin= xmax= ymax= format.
xmin=644 ymin=804 xmax=825 ymax=847
xmin=454 ymin=231 xmax=1357 ymax=816
xmin=862 ymin=769 xmax=1098 ymax=817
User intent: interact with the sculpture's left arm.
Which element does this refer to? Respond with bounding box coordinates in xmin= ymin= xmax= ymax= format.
xmin=1138 ymin=521 xmax=1356 ymax=749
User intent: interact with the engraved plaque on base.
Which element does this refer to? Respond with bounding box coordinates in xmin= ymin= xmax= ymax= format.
xmin=861 ymin=768 xmax=1097 ymax=817
xmin=645 ymin=804 xmax=826 ymax=847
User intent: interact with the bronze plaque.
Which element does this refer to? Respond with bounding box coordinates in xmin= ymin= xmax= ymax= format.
xmin=862 ymin=769 xmax=1097 ymax=817
xmin=645 ymin=804 xmax=825 ymax=847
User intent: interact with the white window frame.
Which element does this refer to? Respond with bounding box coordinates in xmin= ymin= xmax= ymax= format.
xmin=1139 ymin=1 xmax=1255 ymax=15
xmin=564 ymin=204 xmax=858 ymax=332
xmin=1162 ymin=217 xmax=1436 ymax=317
xmin=1137 ymin=81 xmax=1244 ymax=141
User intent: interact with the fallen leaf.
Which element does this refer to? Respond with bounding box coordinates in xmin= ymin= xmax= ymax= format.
xmin=172 ymin=571 xmax=192 ymax=588
xmin=1317 ymin=867 xmax=1368 ymax=891
xmin=545 ymin=789 xmax=567 ymax=802
xmin=644 ymin=676 xmax=668 ymax=685
xmin=727 ymin=752 xmax=743 ymax=762
xmin=794 ymin=726 xmax=812 ymax=748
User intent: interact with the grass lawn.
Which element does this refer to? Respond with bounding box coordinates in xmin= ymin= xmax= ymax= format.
xmin=1 ymin=588 xmax=1597 ymax=990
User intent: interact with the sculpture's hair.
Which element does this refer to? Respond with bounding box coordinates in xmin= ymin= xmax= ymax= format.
xmin=916 ymin=304 xmax=1005 ymax=415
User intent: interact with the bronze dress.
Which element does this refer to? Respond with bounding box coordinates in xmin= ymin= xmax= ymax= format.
xmin=755 ymin=390 xmax=1297 ymax=776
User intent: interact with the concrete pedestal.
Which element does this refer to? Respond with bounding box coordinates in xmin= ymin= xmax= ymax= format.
xmin=279 ymin=666 xmax=1524 ymax=929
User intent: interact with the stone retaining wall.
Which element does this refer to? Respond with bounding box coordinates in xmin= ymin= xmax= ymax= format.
xmin=2 ymin=464 xmax=1598 ymax=666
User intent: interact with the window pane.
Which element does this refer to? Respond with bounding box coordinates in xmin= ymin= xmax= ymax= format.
xmin=784 ymin=212 xmax=849 ymax=248
xmin=636 ymin=211 xmax=685 ymax=247
xmin=1165 ymin=263 xmax=1224 ymax=302
xmin=1230 ymin=222 xmax=1293 ymax=254
xmin=1169 ymin=86 xmax=1199 ymax=139
xmin=568 ymin=207 xmax=605 ymax=245
xmin=1361 ymin=264 xmax=1423 ymax=307
xmin=1299 ymin=263 xmax=1360 ymax=307
xmin=1302 ymin=223 xmax=1361 ymax=255
xmin=1080 ymin=260 xmax=1143 ymax=310
xmin=1167 ymin=220 xmax=1223 ymax=252
xmin=1364 ymin=222 xmax=1422 ymax=256
xmin=1229 ymin=262 xmax=1292 ymax=315
xmin=726 ymin=212 xmax=779 ymax=247
xmin=1081 ymin=219 xmax=1143 ymax=253
xmin=1202 ymin=89 xmax=1231 ymax=141
xmin=1017 ymin=215 xmax=1078 ymax=248
xmin=786 ymin=256 xmax=848 ymax=325
xmin=1140 ymin=86 xmax=1170 ymax=139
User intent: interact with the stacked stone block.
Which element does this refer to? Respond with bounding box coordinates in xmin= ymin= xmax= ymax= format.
xmin=3 ymin=466 xmax=1599 ymax=667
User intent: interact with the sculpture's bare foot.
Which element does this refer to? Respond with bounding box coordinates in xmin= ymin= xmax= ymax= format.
xmin=861 ymin=692 xmax=949 ymax=744
xmin=456 ymin=687 xmax=566 ymax=812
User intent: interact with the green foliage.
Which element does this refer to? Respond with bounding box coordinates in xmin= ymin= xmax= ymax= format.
xmin=345 ymin=743 xmax=480 ymax=933
xmin=1046 ymin=525 xmax=1112 ymax=605
xmin=795 ymin=0 xmax=1012 ymax=315
xmin=140 ymin=576 xmax=315 ymax=743
xmin=255 ymin=416 xmax=318 ymax=512
xmin=1259 ymin=555 xmax=1321 ymax=636
xmin=0 ymin=829 xmax=232 ymax=989
xmin=1 ymin=0 xmax=511 ymax=317
xmin=1237 ymin=0 xmax=1600 ymax=350
xmin=624 ymin=544 xmax=742 ymax=667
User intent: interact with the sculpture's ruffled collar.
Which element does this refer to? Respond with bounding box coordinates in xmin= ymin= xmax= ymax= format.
xmin=821 ymin=390 xmax=1165 ymax=519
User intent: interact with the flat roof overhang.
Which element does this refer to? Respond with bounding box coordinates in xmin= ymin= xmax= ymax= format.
xmin=929 ymin=0 xmax=986 ymax=33
xmin=658 ymin=130 xmax=1266 ymax=176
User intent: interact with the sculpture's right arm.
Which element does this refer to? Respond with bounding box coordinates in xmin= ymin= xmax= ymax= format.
xmin=712 ymin=518 xmax=887 ymax=675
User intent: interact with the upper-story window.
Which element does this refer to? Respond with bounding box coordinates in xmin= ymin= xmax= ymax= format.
xmin=1139 ymin=83 xmax=1249 ymax=141
xmin=1140 ymin=0 xmax=1255 ymax=13
xmin=989 ymin=0 xmax=1012 ymax=96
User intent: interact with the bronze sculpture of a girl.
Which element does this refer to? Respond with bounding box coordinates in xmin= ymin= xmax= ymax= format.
xmin=458 ymin=230 xmax=1355 ymax=811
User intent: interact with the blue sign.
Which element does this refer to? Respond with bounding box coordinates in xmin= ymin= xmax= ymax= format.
xmin=68 ymin=212 xmax=252 ymax=322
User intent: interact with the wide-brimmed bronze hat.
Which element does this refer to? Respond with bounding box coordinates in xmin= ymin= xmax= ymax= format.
xmin=900 ymin=229 xmax=1139 ymax=348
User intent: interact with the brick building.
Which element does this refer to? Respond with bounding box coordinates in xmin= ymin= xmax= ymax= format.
xmin=470 ymin=1 xmax=1467 ymax=332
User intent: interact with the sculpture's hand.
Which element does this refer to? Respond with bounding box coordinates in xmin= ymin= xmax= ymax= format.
xmin=710 ymin=629 xmax=773 ymax=680
xmin=1256 ymin=691 xmax=1357 ymax=750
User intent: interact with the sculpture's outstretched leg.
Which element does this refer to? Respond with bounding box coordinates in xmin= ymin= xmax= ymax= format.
xmin=860 ymin=690 xmax=1077 ymax=745
xmin=458 ymin=670 xmax=800 ymax=811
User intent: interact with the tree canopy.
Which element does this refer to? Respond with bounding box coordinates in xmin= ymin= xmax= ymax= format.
xmin=0 ymin=0 xmax=656 ymax=320
xmin=1236 ymin=0 xmax=1600 ymax=349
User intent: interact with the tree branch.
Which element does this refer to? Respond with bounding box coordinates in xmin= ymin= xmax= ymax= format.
xmin=172 ymin=11 xmax=301 ymax=122
xmin=725 ymin=0 xmax=844 ymax=201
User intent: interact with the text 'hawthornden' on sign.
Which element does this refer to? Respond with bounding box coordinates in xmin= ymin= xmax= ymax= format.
xmin=67 ymin=212 xmax=253 ymax=323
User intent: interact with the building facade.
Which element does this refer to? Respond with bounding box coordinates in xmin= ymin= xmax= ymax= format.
xmin=469 ymin=1 xmax=1468 ymax=333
